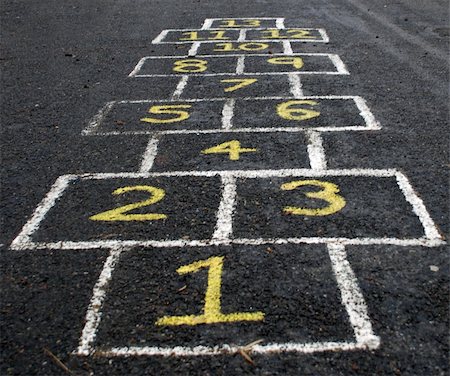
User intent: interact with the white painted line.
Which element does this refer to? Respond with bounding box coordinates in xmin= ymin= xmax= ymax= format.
xmin=328 ymin=243 xmax=381 ymax=349
xmin=221 ymin=99 xmax=235 ymax=130
xmin=288 ymin=74 xmax=303 ymax=97
xmin=135 ymin=72 xmax=348 ymax=78
xmin=133 ymin=52 xmax=340 ymax=59
xmin=395 ymin=172 xmax=443 ymax=241
xmin=15 ymin=236 xmax=445 ymax=252
xmin=212 ymin=175 xmax=236 ymax=241
xmin=205 ymin=17 xmax=284 ymax=21
xmin=353 ymin=97 xmax=382 ymax=130
xmin=201 ymin=19 xmax=214 ymax=30
xmin=139 ymin=137 xmax=159 ymax=173
xmin=83 ymin=101 xmax=116 ymax=135
xmin=237 ymin=29 xmax=246 ymax=42
xmin=9 ymin=175 xmax=77 ymax=249
xmin=306 ymin=130 xmax=327 ymax=170
xmin=76 ymin=247 xmax=123 ymax=356
xmin=88 ymin=126 xmax=381 ymax=137
xmin=172 ymin=75 xmax=189 ymax=99
xmin=235 ymin=56 xmax=245 ymax=74
xmin=282 ymin=41 xmax=293 ymax=55
xmin=329 ymin=54 xmax=350 ymax=75
xmin=275 ymin=18 xmax=285 ymax=29
xmin=128 ymin=58 xmax=147 ymax=77
xmin=317 ymin=28 xmax=330 ymax=43
xmin=151 ymin=30 xmax=169 ymax=44
xmin=94 ymin=340 xmax=373 ymax=357
xmin=187 ymin=42 xmax=201 ymax=56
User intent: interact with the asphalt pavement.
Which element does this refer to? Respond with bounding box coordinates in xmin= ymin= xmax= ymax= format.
xmin=1 ymin=0 xmax=449 ymax=374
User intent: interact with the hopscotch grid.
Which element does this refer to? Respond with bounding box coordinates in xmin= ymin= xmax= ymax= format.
xmin=9 ymin=169 xmax=445 ymax=251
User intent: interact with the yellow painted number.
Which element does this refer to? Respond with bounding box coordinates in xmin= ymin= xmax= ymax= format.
xmin=173 ymin=59 xmax=208 ymax=73
xmin=277 ymin=100 xmax=321 ymax=121
xmin=220 ymin=78 xmax=257 ymax=92
xmin=201 ymin=140 xmax=257 ymax=160
xmin=267 ymin=56 xmax=304 ymax=69
xmin=156 ymin=256 xmax=264 ymax=326
xmin=260 ymin=29 xmax=314 ymax=39
xmin=213 ymin=42 xmax=269 ymax=52
xmin=219 ymin=19 xmax=261 ymax=28
xmin=179 ymin=31 xmax=230 ymax=41
xmin=140 ymin=104 xmax=191 ymax=124
xmin=90 ymin=185 xmax=167 ymax=221
xmin=281 ymin=180 xmax=346 ymax=216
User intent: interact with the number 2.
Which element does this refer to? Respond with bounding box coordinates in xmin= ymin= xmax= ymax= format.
xmin=90 ymin=185 xmax=167 ymax=221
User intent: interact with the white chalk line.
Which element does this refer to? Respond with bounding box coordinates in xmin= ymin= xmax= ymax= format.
xmin=9 ymin=169 xmax=445 ymax=250
xmin=306 ymin=130 xmax=327 ymax=170
xmin=172 ymin=75 xmax=189 ymax=99
xmin=235 ymin=56 xmax=245 ymax=74
xmin=187 ymin=42 xmax=201 ymax=56
xmin=328 ymin=243 xmax=380 ymax=348
xmin=139 ymin=137 xmax=159 ymax=173
xmin=282 ymin=41 xmax=293 ymax=55
xmin=76 ymin=247 xmax=124 ymax=356
xmin=212 ymin=175 xmax=236 ymax=241
xmin=395 ymin=172 xmax=443 ymax=241
xmin=237 ymin=29 xmax=246 ymax=42
xmin=288 ymin=74 xmax=303 ymax=97
xmin=92 ymin=340 xmax=377 ymax=357
xmin=221 ymin=99 xmax=235 ymax=130
xmin=9 ymin=175 xmax=77 ymax=249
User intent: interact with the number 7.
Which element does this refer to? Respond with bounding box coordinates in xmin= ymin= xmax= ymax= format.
xmin=220 ymin=78 xmax=257 ymax=92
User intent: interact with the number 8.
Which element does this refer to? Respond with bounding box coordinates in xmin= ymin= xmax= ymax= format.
xmin=173 ymin=59 xmax=208 ymax=73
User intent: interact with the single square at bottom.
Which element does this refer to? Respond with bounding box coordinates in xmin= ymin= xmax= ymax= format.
xmin=91 ymin=244 xmax=367 ymax=355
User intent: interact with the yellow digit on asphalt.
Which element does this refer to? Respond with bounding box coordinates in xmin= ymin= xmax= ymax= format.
xmin=281 ymin=180 xmax=346 ymax=216
xmin=202 ymin=140 xmax=257 ymax=160
xmin=267 ymin=56 xmax=304 ymax=69
xmin=90 ymin=185 xmax=167 ymax=221
xmin=220 ymin=78 xmax=257 ymax=92
xmin=277 ymin=100 xmax=321 ymax=121
xmin=156 ymin=256 xmax=265 ymax=326
xmin=141 ymin=104 xmax=191 ymax=124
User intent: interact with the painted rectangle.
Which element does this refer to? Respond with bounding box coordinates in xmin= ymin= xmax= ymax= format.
xmin=83 ymin=96 xmax=379 ymax=136
xmin=10 ymin=170 xmax=444 ymax=250
xmin=196 ymin=41 xmax=285 ymax=55
xmin=90 ymin=245 xmax=357 ymax=355
xmin=152 ymin=28 xmax=327 ymax=44
xmin=20 ymin=175 xmax=222 ymax=245
xmin=152 ymin=132 xmax=310 ymax=171
xmin=129 ymin=54 xmax=349 ymax=77
xmin=203 ymin=18 xmax=282 ymax=29
xmin=233 ymin=175 xmax=427 ymax=240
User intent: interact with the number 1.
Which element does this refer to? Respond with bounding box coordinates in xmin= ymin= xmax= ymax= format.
xmin=156 ymin=256 xmax=265 ymax=326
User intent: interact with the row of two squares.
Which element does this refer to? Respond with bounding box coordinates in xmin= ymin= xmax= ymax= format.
xmin=11 ymin=169 xmax=443 ymax=249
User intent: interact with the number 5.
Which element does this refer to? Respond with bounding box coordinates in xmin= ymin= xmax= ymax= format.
xmin=140 ymin=104 xmax=191 ymax=124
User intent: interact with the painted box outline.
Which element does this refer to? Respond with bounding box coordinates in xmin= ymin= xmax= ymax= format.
xmin=74 ymin=242 xmax=381 ymax=357
xmin=128 ymin=53 xmax=349 ymax=78
xmin=82 ymin=96 xmax=381 ymax=136
xmin=10 ymin=169 xmax=444 ymax=251
xmin=151 ymin=28 xmax=329 ymax=44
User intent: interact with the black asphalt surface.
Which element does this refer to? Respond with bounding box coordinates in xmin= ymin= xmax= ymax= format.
xmin=1 ymin=0 xmax=449 ymax=375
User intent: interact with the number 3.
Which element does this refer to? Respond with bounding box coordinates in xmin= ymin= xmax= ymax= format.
xmin=281 ymin=180 xmax=346 ymax=216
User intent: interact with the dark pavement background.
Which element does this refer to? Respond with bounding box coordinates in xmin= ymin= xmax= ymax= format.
xmin=1 ymin=0 xmax=448 ymax=374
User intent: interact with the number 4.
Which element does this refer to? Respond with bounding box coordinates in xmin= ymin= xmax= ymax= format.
xmin=201 ymin=140 xmax=257 ymax=160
